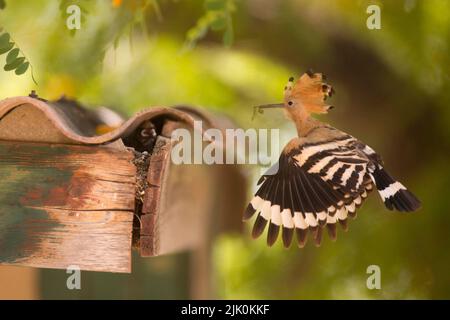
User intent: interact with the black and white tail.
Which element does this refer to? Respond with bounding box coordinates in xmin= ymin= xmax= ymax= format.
xmin=370 ymin=166 xmax=421 ymax=212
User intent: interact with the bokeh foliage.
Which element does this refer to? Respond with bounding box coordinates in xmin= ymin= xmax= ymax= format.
xmin=0 ymin=0 xmax=449 ymax=299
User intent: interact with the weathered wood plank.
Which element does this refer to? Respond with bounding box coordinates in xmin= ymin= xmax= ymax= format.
xmin=140 ymin=136 xmax=173 ymax=256
xmin=140 ymin=128 xmax=216 ymax=258
xmin=0 ymin=141 xmax=136 ymax=273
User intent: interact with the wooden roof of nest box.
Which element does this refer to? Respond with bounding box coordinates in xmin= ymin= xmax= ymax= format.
xmin=0 ymin=94 xmax=246 ymax=273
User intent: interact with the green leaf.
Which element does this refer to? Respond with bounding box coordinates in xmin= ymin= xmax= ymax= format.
xmin=223 ymin=24 xmax=233 ymax=47
xmin=4 ymin=57 xmax=25 ymax=71
xmin=205 ymin=0 xmax=225 ymax=11
xmin=0 ymin=42 xmax=13 ymax=55
xmin=211 ymin=15 xmax=227 ymax=31
xmin=0 ymin=32 xmax=10 ymax=47
xmin=6 ymin=48 xmax=19 ymax=64
xmin=15 ymin=61 xmax=29 ymax=75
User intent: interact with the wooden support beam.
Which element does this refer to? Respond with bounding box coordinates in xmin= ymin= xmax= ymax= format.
xmin=0 ymin=141 xmax=136 ymax=273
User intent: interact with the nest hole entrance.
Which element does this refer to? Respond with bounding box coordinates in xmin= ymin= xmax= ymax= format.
xmin=125 ymin=116 xmax=166 ymax=249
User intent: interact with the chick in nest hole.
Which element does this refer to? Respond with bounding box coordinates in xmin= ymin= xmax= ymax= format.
xmin=132 ymin=121 xmax=159 ymax=201
xmin=125 ymin=120 xmax=158 ymax=153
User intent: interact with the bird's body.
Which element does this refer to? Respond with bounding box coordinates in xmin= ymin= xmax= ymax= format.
xmin=244 ymin=71 xmax=421 ymax=248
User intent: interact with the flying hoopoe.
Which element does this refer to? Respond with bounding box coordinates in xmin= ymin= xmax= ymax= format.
xmin=244 ymin=70 xmax=421 ymax=248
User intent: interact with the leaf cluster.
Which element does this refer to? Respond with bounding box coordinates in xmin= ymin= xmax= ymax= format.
xmin=0 ymin=29 xmax=35 ymax=83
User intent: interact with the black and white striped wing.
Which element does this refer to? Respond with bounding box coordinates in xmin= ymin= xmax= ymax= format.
xmin=244 ymin=136 xmax=373 ymax=248
xmin=362 ymin=145 xmax=421 ymax=212
xmin=294 ymin=135 xmax=370 ymax=194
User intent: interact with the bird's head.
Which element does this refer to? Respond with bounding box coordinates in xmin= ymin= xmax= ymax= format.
xmin=254 ymin=70 xmax=335 ymax=120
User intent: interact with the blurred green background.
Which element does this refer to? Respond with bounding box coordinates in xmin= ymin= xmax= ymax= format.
xmin=0 ymin=0 xmax=449 ymax=299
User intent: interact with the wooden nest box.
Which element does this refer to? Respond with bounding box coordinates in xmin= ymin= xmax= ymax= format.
xmin=0 ymin=95 xmax=246 ymax=273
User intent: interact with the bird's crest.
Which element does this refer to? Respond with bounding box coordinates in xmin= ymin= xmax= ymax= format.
xmin=288 ymin=70 xmax=335 ymax=114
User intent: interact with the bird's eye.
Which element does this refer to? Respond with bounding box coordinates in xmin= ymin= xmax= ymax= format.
xmin=287 ymin=101 xmax=294 ymax=107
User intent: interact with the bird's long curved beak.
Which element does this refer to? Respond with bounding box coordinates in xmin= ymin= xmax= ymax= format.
xmin=252 ymin=103 xmax=284 ymax=120
xmin=255 ymin=103 xmax=285 ymax=109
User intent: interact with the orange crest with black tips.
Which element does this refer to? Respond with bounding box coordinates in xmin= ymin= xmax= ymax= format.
xmin=289 ymin=71 xmax=335 ymax=114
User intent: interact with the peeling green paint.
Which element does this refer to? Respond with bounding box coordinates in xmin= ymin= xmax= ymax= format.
xmin=0 ymin=142 xmax=72 ymax=263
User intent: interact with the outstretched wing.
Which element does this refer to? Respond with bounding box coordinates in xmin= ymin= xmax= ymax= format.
xmin=293 ymin=135 xmax=370 ymax=194
xmin=244 ymin=133 xmax=374 ymax=248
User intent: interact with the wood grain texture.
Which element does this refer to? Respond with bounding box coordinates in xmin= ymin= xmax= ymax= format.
xmin=139 ymin=119 xmax=247 ymax=298
xmin=0 ymin=141 xmax=136 ymax=273
xmin=140 ymin=132 xmax=216 ymax=258
xmin=140 ymin=136 xmax=172 ymax=256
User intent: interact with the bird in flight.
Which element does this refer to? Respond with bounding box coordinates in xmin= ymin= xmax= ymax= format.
xmin=244 ymin=70 xmax=421 ymax=248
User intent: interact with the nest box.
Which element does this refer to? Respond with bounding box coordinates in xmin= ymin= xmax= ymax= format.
xmin=0 ymin=95 xmax=246 ymax=273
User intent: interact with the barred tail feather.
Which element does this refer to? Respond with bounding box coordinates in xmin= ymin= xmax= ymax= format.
xmin=370 ymin=167 xmax=421 ymax=212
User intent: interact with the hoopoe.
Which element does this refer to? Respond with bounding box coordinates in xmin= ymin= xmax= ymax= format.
xmin=244 ymin=70 xmax=421 ymax=248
